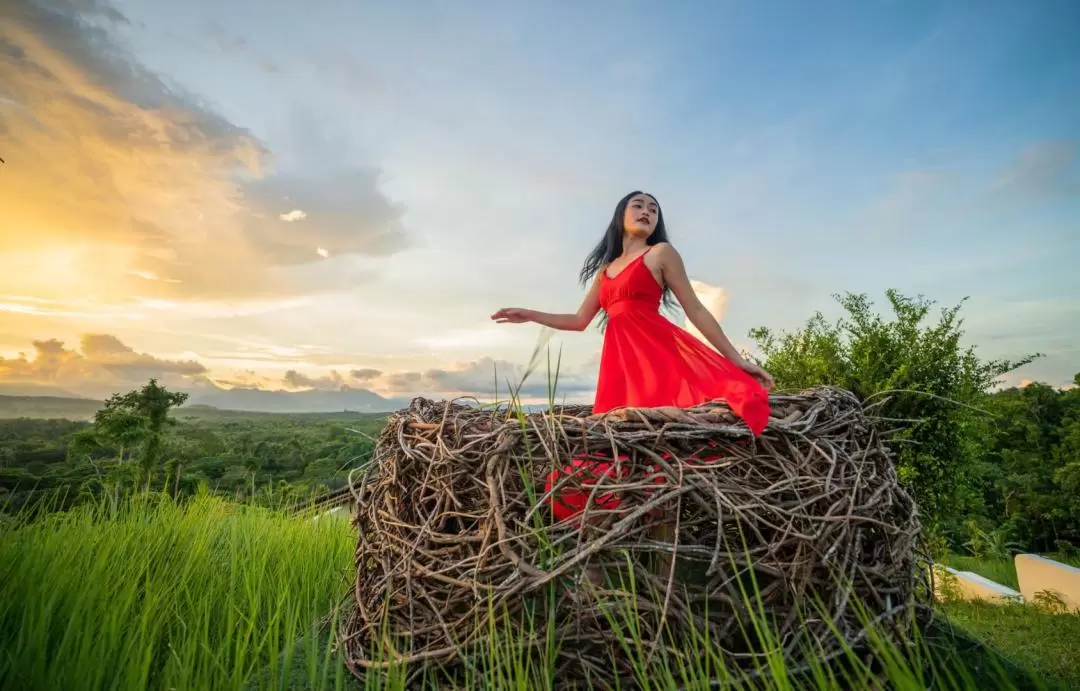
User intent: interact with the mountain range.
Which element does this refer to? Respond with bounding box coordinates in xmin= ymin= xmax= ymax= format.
xmin=0 ymin=382 xmax=411 ymax=417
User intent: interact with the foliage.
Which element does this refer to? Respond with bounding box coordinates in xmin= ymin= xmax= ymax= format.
xmin=963 ymin=523 xmax=1026 ymax=561
xmin=749 ymin=289 xmax=1040 ymax=535
xmin=964 ymin=380 xmax=1080 ymax=554
xmin=0 ymin=404 xmax=384 ymax=513
xmin=0 ymin=495 xmax=354 ymax=691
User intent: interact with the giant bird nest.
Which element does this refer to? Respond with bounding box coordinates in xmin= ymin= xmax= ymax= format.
xmin=340 ymin=388 xmax=928 ymax=688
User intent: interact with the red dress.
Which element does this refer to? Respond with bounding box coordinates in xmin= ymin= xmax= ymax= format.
xmin=545 ymin=246 xmax=771 ymax=522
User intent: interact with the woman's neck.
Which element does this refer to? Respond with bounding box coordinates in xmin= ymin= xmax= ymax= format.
xmin=622 ymin=235 xmax=649 ymax=255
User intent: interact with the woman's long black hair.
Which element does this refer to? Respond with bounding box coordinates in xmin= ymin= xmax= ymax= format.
xmin=579 ymin=191 xmax=678 ymax=323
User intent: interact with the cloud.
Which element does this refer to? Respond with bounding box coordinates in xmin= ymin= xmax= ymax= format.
xmin=350 ymin=368 xmax=382 ymax=382
xmin=413 ymin=327 xmax=521 ymax=350
xmin=270 ymin=357 xmax=596 ymax=401
xmin=860 ymin=140 xmax=1078 ymax=242
xmin=366 ymin=356 xmax=596 ymax=400
xmin=684 ymin=280 xmax=729 ymax=345
xmin=215 ymin=369 xmax=263 ymax=389
xmin=203 ymin=19 xmax=283 ymax=76
xmin=0 ymin=0 xmax=407 ymax=302
xmin=0 ymin=295 xmax=145 ymax=321
xmin=992 ymin=141 xmax=1079 ymax=202
xmin=241 ymin=155 xmax=407 ymax=267
xmin=0 ymin=333 xmax=208 ymax=397
xmin=80 ymin=333 xmax=206 ymax=378
xmin=282 ymin=368 xmax=345 ymax=391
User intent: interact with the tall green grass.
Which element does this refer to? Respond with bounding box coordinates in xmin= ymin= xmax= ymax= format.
xmin=0 ymin=490 xmax=1060 ymax=690
xmin=0 ymin=493 xmax=354 ymax=691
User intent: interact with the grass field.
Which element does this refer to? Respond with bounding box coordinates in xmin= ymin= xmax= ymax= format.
xmin=0 ymin=495 xmax=354 ymax=691
xmin=934 ymin=553 xmax=1080 ymax=687
xmin=941 ymin=600 xmax=1080 ymax=688
xmin=1 ymin=496 xmax=1075 ymax=690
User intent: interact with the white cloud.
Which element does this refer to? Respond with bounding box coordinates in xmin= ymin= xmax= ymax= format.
xmin=685 ymin=280 xmax=729 ymax=345
xmin=279 ymin=209 xmax=308 ymax=222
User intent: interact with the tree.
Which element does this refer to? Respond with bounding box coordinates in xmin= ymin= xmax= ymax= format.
xmin=242 ymin=454 xmax=261 ymax=500
xmin=956 ymin=376 xmax=1080 ymax=553
xmin=92 ymin=406 xmax=146 ymax=466
xmin=92 ymin=379 xmax=188 ymax=491
xmin=749 ymin=289 xmax=1039 ymax=529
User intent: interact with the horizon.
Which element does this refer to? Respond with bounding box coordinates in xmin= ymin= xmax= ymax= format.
xmin=1 ymin=0 xmax=1077 ymax=406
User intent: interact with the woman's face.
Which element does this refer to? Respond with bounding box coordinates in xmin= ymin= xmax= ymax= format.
xmin=623 ymin=193 xmax=659 ymax=238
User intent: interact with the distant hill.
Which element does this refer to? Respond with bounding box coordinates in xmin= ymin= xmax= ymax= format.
xmin=187 ymin=386 xmax=406 ymax=414
xmin=0 ymin=390 xmax=403 ymax=423
xmin=0 ymin=395 xmax=102 ymax=421
xmin=0 ymin=383 xmax=84 ymax=398
xmin=172 ymin=405 xmax=389 ymax=423
xmin=0 ymin=388 xmax=564 ymax=421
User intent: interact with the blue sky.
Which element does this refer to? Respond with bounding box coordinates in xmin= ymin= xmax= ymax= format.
xmin=0 ymin=0 xmax=1077 ymax=400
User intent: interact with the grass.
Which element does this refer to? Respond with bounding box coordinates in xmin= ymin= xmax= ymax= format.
xmin=0 ymin=494 xmax=1071 ymax=690
xmin=940 ymin=600 xmax=1080 ymax=689
xmin=0 ymin=493 xmax=355 ymax=691
xmin=930 ymin=552 xmax=1080 ymax=689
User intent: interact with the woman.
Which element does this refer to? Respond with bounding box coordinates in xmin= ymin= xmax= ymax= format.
xmin=491 ymin=190 xmax=774 ymax=522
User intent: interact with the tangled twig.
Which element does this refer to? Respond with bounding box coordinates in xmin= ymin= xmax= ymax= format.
xmin=340 ymin=387 xmax=928 ymax=688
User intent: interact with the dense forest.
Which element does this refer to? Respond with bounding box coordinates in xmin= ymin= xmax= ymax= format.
xmin=0 ymin=398 xmax=386 ymax=512
xmin=1 ymin=289 xmax=1077 ymax=560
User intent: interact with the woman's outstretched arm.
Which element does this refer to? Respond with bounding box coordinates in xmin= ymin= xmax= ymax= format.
xmin=654 ymin=243 xmax=775 ymax=389
xmin=491 ymin=274 xmax=602 ymax=332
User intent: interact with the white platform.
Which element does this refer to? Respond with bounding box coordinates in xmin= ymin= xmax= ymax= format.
xmin=932 ymin=564 xmax=1024 ymax=605
xmin=1015 ymin=553 xmax=1080 ymax=613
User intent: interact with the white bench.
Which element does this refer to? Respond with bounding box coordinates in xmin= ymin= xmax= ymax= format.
xmin=932 ymin=564 xmax=1023 ymax=605
xmin=1015 ymin=554 xmax=1080 ymax=613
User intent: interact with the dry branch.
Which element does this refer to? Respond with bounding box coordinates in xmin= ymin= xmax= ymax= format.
xmin=340 ymin=387 xmax=929 ymax=688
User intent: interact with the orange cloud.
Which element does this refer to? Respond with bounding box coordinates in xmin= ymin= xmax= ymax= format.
xmin=0 ymin=0 xmax=406 ymax=304
xmin=0 ymin=333 xmax=208 ymax=397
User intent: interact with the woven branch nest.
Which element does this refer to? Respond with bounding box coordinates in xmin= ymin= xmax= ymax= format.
xmin=340 ymin=388 xmax=929 ymax=688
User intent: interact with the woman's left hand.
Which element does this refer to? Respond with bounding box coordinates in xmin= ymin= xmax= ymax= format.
xmin=490 ymin=307 xmax=535 ymax=324
xmin=741 ymin=362 xmax=775 ymax=391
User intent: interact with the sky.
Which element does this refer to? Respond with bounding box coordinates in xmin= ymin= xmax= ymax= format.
xmin=0 ymin=0 xmax=1077 ymax=404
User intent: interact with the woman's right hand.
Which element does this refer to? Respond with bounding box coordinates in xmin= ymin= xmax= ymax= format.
xmin=491 ymin=307 xmax=535 ymax=324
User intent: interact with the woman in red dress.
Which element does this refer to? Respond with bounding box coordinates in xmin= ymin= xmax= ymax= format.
xmin=491 ymin=191 xmax=774 ymax=522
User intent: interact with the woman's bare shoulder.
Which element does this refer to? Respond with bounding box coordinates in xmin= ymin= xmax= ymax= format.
xmin=650 ymin=242 xmax=681 ymax=259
